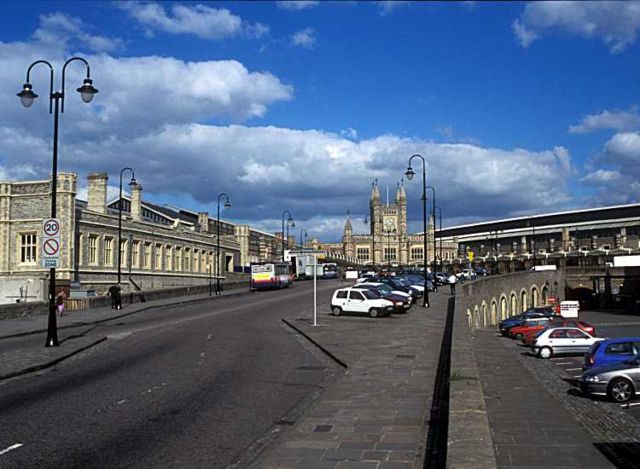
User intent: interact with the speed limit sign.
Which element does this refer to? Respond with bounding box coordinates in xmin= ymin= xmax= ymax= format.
xmin=42 ymin=218 xmax=62 ymax=268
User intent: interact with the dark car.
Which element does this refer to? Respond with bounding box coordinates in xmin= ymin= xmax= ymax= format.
xmin=583 ymin=338 xmax=640 ymax=370
xmin=354 ymin=284 xmax=411 ymax=313
xmin=374 ymin=277 xmax=421 ymax=299
xmin=580 ymin=356 xmax=640 ymax=402
xmin=397 ymin=274 xmax=434 ymax=292
xmin=498 ymin=307 xmax=557 ymax=336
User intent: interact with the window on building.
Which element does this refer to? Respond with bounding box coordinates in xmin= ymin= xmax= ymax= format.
xmin=410 ymin=247 xmax=423 ymax=260
xmin=166 ymin=246 xmax=173 ymax=271
xmin=184 ymin=248 xmax=191 ymax=271
xmin=19 ymin=233 xmax=37 ymax=263
xmin=175 ymin=247 xmax=182 ymax=272
xmin=155 ymin=244 xmax=163 ymax=270
xmin=143 ymin=243 xmax=151 ymax=269
xmin=193 ymin=249 xmax=199 ymax=272
xmin=356 ymin=247 xmax=370 ymax=260
xmin=384 ymin=248 xmax=397 ymax=261
xmin=88 ymin=235 xmax=99 ymax=265
xmin=120 ymin=240 xmax=127 ymax=267
xmin=104 ymin=237 xmax=113 ymax=266
xmin=131 ymin=241 xmax=140 ymax=268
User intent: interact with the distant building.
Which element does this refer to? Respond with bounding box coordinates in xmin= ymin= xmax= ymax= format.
xmin=0 ymin=172 xmax=279 ymax=304
xmin=325 ymin=181 xmax=456 ymax=268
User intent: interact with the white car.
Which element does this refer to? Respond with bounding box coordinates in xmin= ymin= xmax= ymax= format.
xmin=531 ymin=327 xmax=603 ymax=359
xmin=331 ymin=287 xmax=394 ymax=318
xmin=456 ymin=269 xmax=476 ymax=280
xmin=357 ymin=282 xmax=413 ymax=303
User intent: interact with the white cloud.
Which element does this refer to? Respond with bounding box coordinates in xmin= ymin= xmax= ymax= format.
xmin=513 ymin=1 xmax=640 ymax=52
xmin=581 ymin=169 xmax=621 ymax=184
xmin=290 ymin=27 xmax=317 ymax=48
xmin=569 ymin=107 xmax=640 ymax=133
xmin=276 ymin=1 xmax=320 ymax=10
xmin=341 ymin=128 xmax=358 ymax=140
xmin=34 ymin=13 xmax=122 ymax=52
xmin=377 ymin=1 xmax=411 ymax=16
xmin=122 ymin=2 xmax=269 ymax=40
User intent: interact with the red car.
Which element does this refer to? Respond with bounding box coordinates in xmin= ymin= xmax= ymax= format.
xmin=521 ymin=318 xmax=597 ymax=346
xmin=509 ymin=317 xmax=555 ymax=341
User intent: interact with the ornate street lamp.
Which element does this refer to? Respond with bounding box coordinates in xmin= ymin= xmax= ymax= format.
xmin=405 ymin=154 xmax=430 ymax=308
xmin=216 ymin=192 xmax=231 ymax=295
xmin=18 ymin=57 xmax=98 ymax=347
xmin=281 ymin=210 xmax=294 ymax=261
xmin=118 ymin=168 xmax=136 ymax=287
xmin=299 ymin=228 xmax=308 ymax=247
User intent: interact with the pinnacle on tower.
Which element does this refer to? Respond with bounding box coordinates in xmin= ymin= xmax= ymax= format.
xmin=398 ymin=177 xmax=406 ymax=201
xmin=370 ymin=179 xmax=380 ymax=202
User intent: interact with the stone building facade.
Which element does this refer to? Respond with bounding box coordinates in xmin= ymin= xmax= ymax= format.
xmin=0 ymin=172 xmax=279 ymax=303
xmin=334 ymin=181 xmax=456 ymax=268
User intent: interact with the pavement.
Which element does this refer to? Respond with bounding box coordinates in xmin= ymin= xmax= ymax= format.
xmin=250 ymin=293 xmax=452 ymax=468
xmin=0 ymin=287 xmax=251 ymax=381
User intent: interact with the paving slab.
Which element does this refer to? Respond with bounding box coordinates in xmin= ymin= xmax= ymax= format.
xmin=253 ymin=292 xmax=451 ymax=468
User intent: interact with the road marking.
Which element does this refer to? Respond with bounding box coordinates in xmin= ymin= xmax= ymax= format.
xmin=555 ymin=361 xmax=572 ymax=365
xmin=621 ymin=402 xmax=640 ymax=408
xmin=116 ymin=400 xmax=127 ymax=405
xmin=0 ymin=444 xmax=23 ymax=456
xmin=567 ymin=368 xmax=582 ymax=371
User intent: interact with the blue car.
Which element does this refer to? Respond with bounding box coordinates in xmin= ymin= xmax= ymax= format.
xmin=498 ymin=306 xmax=556 ymax=336
xmin=583 ymin=338 xmax=640 ymax=370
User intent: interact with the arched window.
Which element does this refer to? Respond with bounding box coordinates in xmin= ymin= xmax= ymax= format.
xmin=510 ymin=293 xmax=517 ymax=315
xmin=521 ymin=290 xmax=528 ymax=312
xmin=491 ymin=300 xmax=498 ymax=325
xmin=501 ymin=296 xmax=508 ymax=320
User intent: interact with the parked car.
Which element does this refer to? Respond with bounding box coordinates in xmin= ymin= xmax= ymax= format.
xmin=531 ymin=327 xmax=603 ymax=359
xmin=434 ymin=272 xmax=447 ymax=285
xmin=456 ymin=269 xmax=476 ymax=280
xmin=520 ymin=318 xmax=596 ymax=345
xmin=498 ymin=307 xmax=558 ymax=336
xmin=375 ymin=277 xmax=421 ymax=299
xmin=580 ymin=356 xmax=640 ymax=402
xmin=354 ymin=284 xmax=411 ymax=313
xmin=509 ymin=317 xmax=555 ymax=341
xmin=397 ymin=274 xmax=434 ymax=292
xmin=331 ymin=287 xmax=394 ymax=318
xmin=583 ymin=338 xmax=640 ymax=370
xmin=475 ymin=267 xmax=488 ymax=276
xmin=357 ymin=282 xmax=413 ymax=303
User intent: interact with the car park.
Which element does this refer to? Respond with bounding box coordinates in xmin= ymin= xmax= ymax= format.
xmin=375 ymin=277 xmax=421 ymax=299
xmin=520 ymin=318 xmax=596 ymax=345
xmin=583 ymin=338 xmax=640 ymax=370
xmin=531 ymin=327 xmax=603 ymax=359
xmin=357 ymin=282 xmax=413 ymax=303
xmin=580 ymin=356 xmax=640 ymax=402
xmin=331 ymin=287 xmax=394 ymax=318
xmin=498 ymin=307 xmax=558 ymax=336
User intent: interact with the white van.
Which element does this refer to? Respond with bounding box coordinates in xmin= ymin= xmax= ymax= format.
xmin=331 ymin=287 xmax=394 ymax=318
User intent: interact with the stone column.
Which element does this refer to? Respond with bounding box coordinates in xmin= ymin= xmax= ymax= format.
xmin=87 ymin=172 xmax=108 ymax=214
xmin=198 ymin=212 xmax=209 ymax=233
xmin=131 ymin=183 xmax=143 ymax=221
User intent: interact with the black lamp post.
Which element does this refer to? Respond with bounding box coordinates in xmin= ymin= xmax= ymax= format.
xmin=18 ymin=57 xmax=98 ymax=347
xmin=216 ymin=193 xmax=231 ymax=295
xmin=281 ymin=210 xmax=294 ymax=261
xmin=118 ymin=168 xmax=136 ymax=287
xmin=405 ymin=154 xmax=430 ymax=308
xmin=299 ymin=228 xmax=308 ymax=247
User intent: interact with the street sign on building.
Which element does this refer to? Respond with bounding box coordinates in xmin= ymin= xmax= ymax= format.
xmin=41 ymin=218 xmax=61 ymax=268
xmin=467 ymin=251 xmax=474 ymax=262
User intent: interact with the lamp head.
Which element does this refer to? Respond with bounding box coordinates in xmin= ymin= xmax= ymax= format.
xmin=224 ymin=200 xmax=231 ymax=209
xmin=77 ymin=78 xmax=99 ymax=103
xmin=128 ymin=176 xmax=137 ymax=186
xmin=17 ymin=83 xmax=38 ymax=108
xmin=405 ymin=166 xmax=415 ymax=181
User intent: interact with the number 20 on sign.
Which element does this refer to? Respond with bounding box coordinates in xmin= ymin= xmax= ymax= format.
xmin=41 ymin=218 xmax=62 ymax=268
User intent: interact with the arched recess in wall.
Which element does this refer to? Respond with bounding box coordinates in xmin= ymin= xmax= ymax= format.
xmin=481 ymin=302 xmax=488 ymax=327
xmin=491 ymin=299 xmax=498 ymax=325
xmin=531 ymin=286 xmax=539 ymax=307
xmin=500 ymin=295 xmax=508 ymax=320
xmin=541 ymin=286 xmax=549 ymax=305
xmin=466 ymin=308 xmax=473 ymax=327
xmin=474 ymin=306 xmax=480 ymax=329
xmin=510 ymin=292 xmax=518 ymax=315
xmin=520 ymin=289 xmax=528 ymax=312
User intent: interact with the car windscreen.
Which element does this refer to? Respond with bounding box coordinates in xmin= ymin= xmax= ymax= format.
xmin=375 ymin=284 xmax=393 ymax=294
xmin=362 ymin=289 xmax=381 ymax=299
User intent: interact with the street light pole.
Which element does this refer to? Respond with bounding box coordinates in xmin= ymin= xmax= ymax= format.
xmin=17 ymin=57 xmax=98 ymax=347
xmin=299 ymin=228 xmax=308 ymax=247
xmin=405 ymin=154 xmax=430 ymax=308
xmin=216 ymin=193 xmax=231 ymax=295
xmin=118 ymin=168 xmax=136 ymax=287
xmin=281 ymin=210 xmax=294 ymax=261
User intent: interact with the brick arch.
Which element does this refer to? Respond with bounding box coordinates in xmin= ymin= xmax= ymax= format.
xmin=541 ymin=285 xmax=549 ymax=305
xmin=481 ymin=301 xmax=488 ymax=327
xmin=510 ymin=291 xmax=518 ymax=315
xmin=531 ymin=285 xmax=539 ymax=307
xmin=500 ymin=295 xmax=508 ymax=320
xmin=491 ymin=298 xmax=498 ymax=325
xmin=520 ymin=289 xmax=528 ymax=312
xmin=474 ymin=306 xmax=480 ymax=329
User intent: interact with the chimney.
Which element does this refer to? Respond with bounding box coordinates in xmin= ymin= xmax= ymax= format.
xmin=130 ymin=182 xmax=143 ymax=221
xmin=87 ymin=172 xmax=108 ymax=214
xmin=198 ymin=212 xmax=209 ymax=233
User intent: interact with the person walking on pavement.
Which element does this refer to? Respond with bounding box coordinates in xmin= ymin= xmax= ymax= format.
xmin=108 ymin=285 xmax=122 ymax=310
xmin=448 ymin=273 xmax=457 ymax=295
xmin=56 ymin=290 xmax=66 ymax=316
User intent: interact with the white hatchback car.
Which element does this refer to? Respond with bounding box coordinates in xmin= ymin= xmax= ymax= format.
xmin=331 ymin=287 xmax=394 ymax=318
xmin=531 ymin=327 xmax=603 ymax=359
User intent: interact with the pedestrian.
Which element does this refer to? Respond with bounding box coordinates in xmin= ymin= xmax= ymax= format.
xmin=448 ymin=273 xmax=457 ymax=295
xmin=56 ymin=290 xmax=66 ymax=316
xmin=108 ymin=284 xmax=122 ymax=310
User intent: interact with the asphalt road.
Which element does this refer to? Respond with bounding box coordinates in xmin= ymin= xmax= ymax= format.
xmin=0 ymin=280 xmax=342 ymax=469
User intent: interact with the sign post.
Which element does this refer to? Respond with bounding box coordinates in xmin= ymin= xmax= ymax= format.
xmin=290 ymin=248 xmax=327 ymax=327
xmin=41 ymin=218 xmax=61 ymax=268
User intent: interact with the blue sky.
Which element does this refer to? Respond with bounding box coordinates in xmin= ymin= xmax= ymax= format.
xmin=0 ymin=1 xmax=638 ymax=241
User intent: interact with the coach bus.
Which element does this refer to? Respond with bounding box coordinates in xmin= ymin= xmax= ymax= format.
xmin=250 ymin=263 xmax=294 ymax=291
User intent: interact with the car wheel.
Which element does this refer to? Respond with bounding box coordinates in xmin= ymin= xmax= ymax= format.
xmin=538 ymin=347 xmax=553 ymax=359
xmin=331 ymin=306 xmax=342 ymax=316
xmin=369 ymin=308 xmax=379 ymax=318
xmin=515 ymin=333 xmax=523 ymax=341
xmin=608 ymin=378 xmax=634 ymax=403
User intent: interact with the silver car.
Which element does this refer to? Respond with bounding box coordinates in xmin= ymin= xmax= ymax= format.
xmin=580 ymin=356 xmax=640 ymax=403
